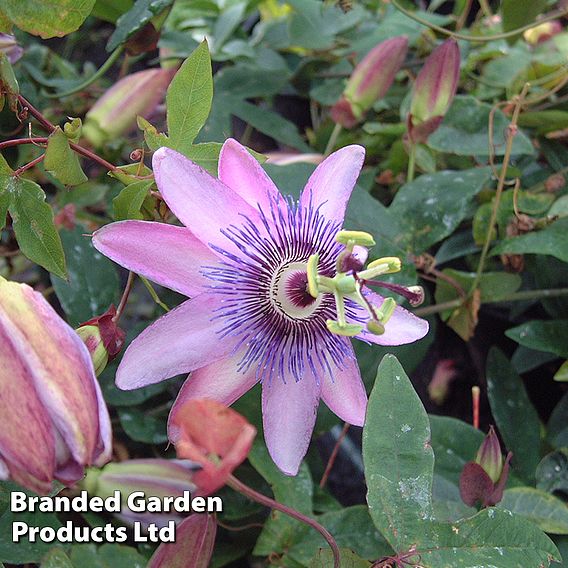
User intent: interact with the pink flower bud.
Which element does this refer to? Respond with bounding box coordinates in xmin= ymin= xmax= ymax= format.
xmin=83 ymin=68 xmax=174 ymax=147
xmin=408 ymin=38 xmax=460 ymax=143
xmin=0 ymin=277 xmax=112 ymax=494
xmin=0 ymin=34 xmax=23 ymax=64
xmin=76 ymin=305 xmax=126 ymax=376
xmin=331 ymin=36 xmax=408 ymax=128
xmin=475 ymin=425 xmax=504 ymax=483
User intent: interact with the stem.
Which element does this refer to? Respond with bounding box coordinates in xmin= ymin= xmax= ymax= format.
xmin=456 ymin=0 xmax=473 ymax=31
xmin=240 ymin=123 xmax=253 ymax=147
xmin=470 ymin=83 xmax=530 ymax=295
xmin=472 ymin=386 xmax=480 ymax=429
xmin=139 ymin=276 xmax=170 ymax=312
xmin=17 ymin=95 xmax=55 ymax=133
xmin=324 ymin=123 xmax=342 ymax=156
xmin=69 ymin=141 xmax=119 ymax=172
xmin=113 ymin=272 xmax=135 ymax=323
xmin=227 ymin=474 xmax=341 ymax=568
xmin=407 ymin=143 xmax=416 ymax=182
xmin=45 ymin=47 xmax=124 ymax=98
xmin=477 ymin=0 xmax=493 ymax=18
xmin=12 ymin=153 xmax=45 ymax=176
xmin=320 ymin=423 xmax=350 ymax=489
xmin=390 ymin=0 xmax=568 ymax=43
xmin=0 ymin=137 xmax=48 ymax=150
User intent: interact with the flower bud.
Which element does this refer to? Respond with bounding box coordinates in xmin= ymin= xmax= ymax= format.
xmin=475 ymin=425 xmax=503 ymax=483
xmin=83 ymin=68 xmax=174 ymax=147
xmin=0 ymin=277 xmax=112 ymax=494
xmin=408 ymin=39 xmax=460 ymax=143
xmin=0 ymin=34 xmax=23 ymax=64
xmin=459 ymin=426 xmax=512 ymax=508
xmin=524 ymin=21 xmax=562 ymax=45
xmin=76 ymin=305 xmax=125 ymax=376
xmin=330 ymin=36 xmax=408 ymax=128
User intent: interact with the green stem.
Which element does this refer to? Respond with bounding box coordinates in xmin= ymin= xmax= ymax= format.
xmin=139 ymin=276 xmax=170 ymax=312
xmin=477 ymin=0 xmax=493 ymax=18
xmin=45 ymin=46 xmax=124 ymax=98
xmin=407 ymin=143 xmax=416 ymax=182
xmin=324 ymin=123 xmax=342 ymax=156
xmin=391 ymin=0 xmax=567 ymax=43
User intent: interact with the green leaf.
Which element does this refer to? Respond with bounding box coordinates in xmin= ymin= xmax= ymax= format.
xmin=44 ymin=127 xmax=88 ymax=186
xmin=166 ymin=40 xmax=213 ymax=153
xmin=419 ymin=508 xmax=560 ymax=567
xmin=51 ymin=226 xmax=119 ymax=326
xmin=491 ymin=218 xmax=568 ymax=263
xmin=137 ymin=115 xmax=169 ymax=151
xmin=536 ymin=450 xmax=568 ymax=495
xmin=506 ymin=320 xmax=568 ymax=358
xmin=249 ymin=441 xmax=314 ymax=557
xmin=41 ymin=548 xmax=74 ymax=568
xmin=389 ymin=167 xmax=492 ymax=253
xmin=118 ymin=407 xmax=168 ymax=444
xmin=69 ymin=544 xmax=147 ymax=568
xmin=0 ymin=185 xmax=8 ymax=232
xmin=112 ymin=179 xmax=152 ymax=221
xmin=106 ymin=0 xmax=173 ymax=51
xmin=486 ymin=348 xmax=541 ymax=484
xmin=0 ymin=0 xmax=96 ymax=38
xmin=502 ymin=0 xmax=548 ymax=42
xmin=309 ymin=548 xmax=371 ymax=568
xmin=3 ymin=176 xmax=66 ymax=278
xmin=91 ymin=0 xmax=133 ymax=23
xmin=548 ymin=392 xmax=568 ymax=449
xmin=428 ymin=96 xmax=535 ymax=156
xmin=362 ymin=354 xmax=434 ymax=551
xmin=499 ymin=487 xmax=568 ymax=534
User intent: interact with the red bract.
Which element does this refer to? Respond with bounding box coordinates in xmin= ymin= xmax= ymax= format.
xmin=168 ymin=399 xmax=256 ymax=496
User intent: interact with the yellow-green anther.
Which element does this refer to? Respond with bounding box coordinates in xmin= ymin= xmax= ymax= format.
xmin=335 ymin=275 xmax=357 ymax=295
xmin=377 ymin=297 xmax=396 ymax=324
xmin=326 ymin=320 xmax=364 ymax=337
xmin=336 ymin=230 xmax=376 ymax=247
xmin=307 ymin=253 xmax=320 ymax=298
xmin=367 ymin=320 xmax=385 ymax=335
xmin=367 ymin=256 xmax=401 ymax=273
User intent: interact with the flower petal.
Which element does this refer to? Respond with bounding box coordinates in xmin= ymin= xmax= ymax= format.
xmin=93 ymin=221 xmax=216 ymax=297
xmin=153 ymin=147 xmax=264 ymax=255
xmin=218 ymin=138 xmax=281 ymax=211
xmin=262 ymin=366 xmax=322 ymax=476
xmin=321 ymin=343 xmax=367 ymax=426
xmin=116 ymin=294 xmax=236 ymax=390
xmin=299 ymin=145 xmax=365 ymax=225
xmin=168 ymin=353 xmax=259 ymax=438
xmin=354 ymin=290 xmax=429 ymax=346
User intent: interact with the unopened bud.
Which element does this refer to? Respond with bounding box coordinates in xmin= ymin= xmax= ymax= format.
xmin=475 ymin=426 xmax=504 ymax=483
xmin=408 ymin=39 xmax=460 ymax=143
xmin=331 ymin=36 xmax=408 ymax=128
xmin=524 ymin=21 xmax=562 ymax=45
xmin=76 ymin=325 xmax=108 ymax=376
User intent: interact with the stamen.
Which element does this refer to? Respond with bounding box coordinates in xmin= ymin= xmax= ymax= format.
xmin=336 ymin=230 xmax=376 ymax=247
xmin=365 ymin=280 xmax=425 ymax=306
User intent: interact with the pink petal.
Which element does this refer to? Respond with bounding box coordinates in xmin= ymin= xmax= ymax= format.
xmin=321 ymin=343 xmax=367 ymax=426
xmin=116 ymin=294 xmax=236 ymax=390
xmin=262 ymin=365 xmax=322 ymax=476
xmin=93 ymin=221 xmax=216 ymax=297
xmin=218 ymin=138 xmax=282 ymax=211
xmin=354 ymin=290 xmax=429 ymax=346
xmin=299 ymin=145 xmax=365 ymax=225
xmin=152 ymin=147 xmax=264 ymax=255
xmin=168 ymin=353 xmax=259 ymax=440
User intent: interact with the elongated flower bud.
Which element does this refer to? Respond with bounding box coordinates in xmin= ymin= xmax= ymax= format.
xmin=76 ymin=305 xmax=125 ymax=377
xmin=408 ymin=38 xmax=460 ymax=143
xmin=331 ymin=36 xmax=408 ymax=128
xmin=475 ymin=426 xmax=504 ymax=483
xmin=0 ymin=277 xmax=112 ymax=494
xmin=83 ymin=68 xmax=174 ymax=147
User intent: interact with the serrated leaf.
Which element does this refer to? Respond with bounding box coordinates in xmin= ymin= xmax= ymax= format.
xmin=106 ymin=0 xmax=173 ymax=51
xmin=113 ymin=179 xmax=152 ymax=221
xmin=506 ymin=320 xmax=568 ymax=358
xmin=0 ymin=0 xmax=96 ymax=39
xmin=44 ymin=127 xmax=87 ymax=186
xmin=50 ymin=226 xmax=119 ymax=326
xmin=486 ymin=348 xmax=541 ymax=484
xmin=362 ymin=354 xmax=434 ymax=551
xmin=499 ymin=487 xmax=568 ymax=534
xmin=166 ymin=40 xmax=213 ymax=153
xmin=3 ymin=176 xmax=66 ymax=278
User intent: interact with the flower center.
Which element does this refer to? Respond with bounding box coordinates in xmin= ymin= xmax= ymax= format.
xmin=270 ymin=262 xmax=322 ymax=319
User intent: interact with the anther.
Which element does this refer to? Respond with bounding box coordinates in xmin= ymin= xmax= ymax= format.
xmin=336 ymin=230 xmax=376 ymax=247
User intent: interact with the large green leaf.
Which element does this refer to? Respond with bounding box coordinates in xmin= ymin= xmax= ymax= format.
xmin=389 ymin=167 xmax=492 ymax=253
xmin=506 ymin=320 xmax=568 ymax=358
xmin=491 ymin=218 xmax=568 ymax=263
xmin=106 ymin=0 xmax=173 ymax=51
xmin=499 ymin=488 xmax=568 ymax=535
xmin=3 ymin=176 xmax=66 ymax=278
xmin=51 ymin=226 xmax=119 ymax=326
xmin=428 ymin=96 xmax=534 ymax=156
xmin=0 ymin=0 xmax=96 ymax=38
xmin=166 ymin=41 xmax=213 ymax=154
xmin=486 ymin=348 xmax=541 ymax=484
xmin=537 ymin=450 xmax=568 ymax=495
xmin=69 ymin=544 xmax=147 ymax=568
xmin=44 ymin=127 xmax=87 ymax=186
xmin=362 ymin=354 xmax=434 ymax=551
